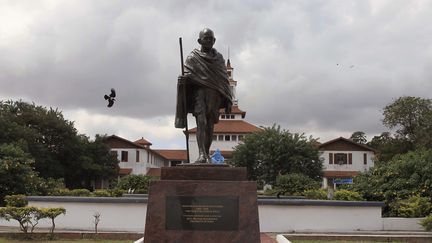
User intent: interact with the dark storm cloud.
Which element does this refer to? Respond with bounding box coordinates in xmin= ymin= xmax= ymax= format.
xmin=1 ymin=0 xmax=432 ymax=144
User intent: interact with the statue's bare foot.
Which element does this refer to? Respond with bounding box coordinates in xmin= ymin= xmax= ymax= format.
xmin=194 ymin=154 xmax=208 ymax=163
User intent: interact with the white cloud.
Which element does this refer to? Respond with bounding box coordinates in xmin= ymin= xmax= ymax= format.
xmin=1 ymin=0 xmax=432 ymax=148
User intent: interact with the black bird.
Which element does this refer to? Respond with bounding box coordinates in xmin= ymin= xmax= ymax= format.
xmin=104 ymin=88 xmax=116 ymax=107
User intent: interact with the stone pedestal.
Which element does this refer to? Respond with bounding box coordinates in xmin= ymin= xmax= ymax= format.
xmin=144 ymin=165 xmax=260 ymax=243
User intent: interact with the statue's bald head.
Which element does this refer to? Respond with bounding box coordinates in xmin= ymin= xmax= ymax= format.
xmin=198 ymin=28 xmax=216 ymax=51
xmin=199 ymin=28 xmax=215 ymax=39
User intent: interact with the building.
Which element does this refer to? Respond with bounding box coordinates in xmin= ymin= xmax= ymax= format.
xmin=186 ymin=59 xmax=261 ymax=161
xmin=318 ymin=137 xmax=376 ymax=189
xmin=103 ymin=135 xmax=168 ymax=177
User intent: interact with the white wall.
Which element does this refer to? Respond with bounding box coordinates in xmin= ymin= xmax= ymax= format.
xmin=259 ymin=205 xmax=382 ymax=232
xmin=382 ymin=217 xmax=425 ymax=231
xmin=0 ymin=200 xmax=148 ymax=232
xmin=112 ymin=148 xmax=148 ymax=175
xmin=321 ymin=151 xmax=375 ymax=172
xmin=1 ymin=197 xmax=422 ymax=233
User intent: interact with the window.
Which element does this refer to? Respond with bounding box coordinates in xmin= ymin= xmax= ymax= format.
xmin=221 ymin=115 xmax=225 ymax=119
xmin=231 ymin=115 xmax=235 ymax=119
xmin=348 ymin=153 xmax=352 ymax=164
xmin=363 ymin=153 xmax=367 ymax=165
xmin=136 ymin=151 xmax=140 ymax=162
xmin=225 ymin=135 xmax=231 ymax=141
xmin=227 ymin=70 xmax=232 ymax=77
xmin=329 ymin=153 xmax=333 ymax=164
xmin=218 ymin=135 xmax=224 ymax=141
xmin=213 ymin=135 xmax=217 ymax=141
xmin=110 ymin=151 xmax=118 ymax=159
xmin=232 ymin=135 xmax=237 ymax=141
xmin=238 ymin=135 xmax=244 ymax=141
xmin=334 ymin=153 xmax=347 ymax=165
xmin=121 ymin=151 xmax=128 ymax=162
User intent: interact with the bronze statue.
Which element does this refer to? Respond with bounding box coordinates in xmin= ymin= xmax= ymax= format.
xmin=175 ymin=28 xmax=232 ymax=163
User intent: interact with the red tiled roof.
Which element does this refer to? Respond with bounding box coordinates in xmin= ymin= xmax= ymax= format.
xmin=188 ymin=120 xmax=261 ymax=134
xmin=146 ymin=168 xmax=161 ymax=177
xmin=153 ymin=149 xmax=188 ymax=160
xmin=323 ymin=171 xmax=359 ymax=177
xmin=119 ymin=168 xmax=132 ymax=175
xmin=319 ymin=137 xmax=377 ymax=152
xmin=104 ymin=135 xmax=147 ymax=149
xmin=134 ymin=137 xmax=152 ymax=146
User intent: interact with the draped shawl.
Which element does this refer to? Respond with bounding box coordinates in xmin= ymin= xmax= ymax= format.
xmin=175 ymin=48 xmax=233 ymax=128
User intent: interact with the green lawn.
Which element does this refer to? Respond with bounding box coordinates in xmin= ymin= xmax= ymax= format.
xmin=291 ymin=241 xmax=403 ymax=243
xmin=0 ymin=239 xmax=131 ymax=243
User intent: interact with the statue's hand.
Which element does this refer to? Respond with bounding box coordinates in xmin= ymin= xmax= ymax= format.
xmin=225 ymin=103 xmax=232 ymax=114
xmin=178 ymin=75 xmax=187 ymax=85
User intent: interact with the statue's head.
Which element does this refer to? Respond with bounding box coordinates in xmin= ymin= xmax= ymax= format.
xmin=198 ymin=28 xmax=216 ymax=50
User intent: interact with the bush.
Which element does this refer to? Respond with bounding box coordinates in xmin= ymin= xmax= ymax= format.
xmin=4 ymin=195 xmax=28 ymax=207
xmin=303 ymin=189 xmax=328 ymax=200
xmin=69 ymin=189 xmax=91 ymax=197
xmin=108 ymin=188 xmax=124 ymax=197
xmin=50 ymin=188 xmax=71 ymax=196
xmin=93 ymin=189 xmax=111 ymax=197
xmin=333 ymin=189 xmax=364 ymax=201
xmin=38 ymin=178 xmax=66 ymax=196
xmin=275 ymin=173 xmax=320 ymax=196
xmin=0 ymin=206 xmax=41 ymax=234
xmin=389 ymin=195 xmax=432 ymax=217
xmin=116 ymin=175 xmax=157 ymax=194
xmin=38 ymin=207 xmax=66 ymax=236
xmin=420 ymin=215 xmax=432 ymax=231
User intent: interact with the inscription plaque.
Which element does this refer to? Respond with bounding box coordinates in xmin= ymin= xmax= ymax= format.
xmin=166 ymin=196 xmax=239 ymax=231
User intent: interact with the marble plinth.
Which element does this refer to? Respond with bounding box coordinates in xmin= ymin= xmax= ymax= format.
xmin=144 ymin=166 xmax=260 ymax=243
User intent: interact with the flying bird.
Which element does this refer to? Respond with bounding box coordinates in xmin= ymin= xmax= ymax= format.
xmin=104 ymin=88 xmax=116 ymax=107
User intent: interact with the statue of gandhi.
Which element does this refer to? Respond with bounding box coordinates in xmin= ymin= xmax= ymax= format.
xmin=175 ymin=28 xmax=233 ymax=163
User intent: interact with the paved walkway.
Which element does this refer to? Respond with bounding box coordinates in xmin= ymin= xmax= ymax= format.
xmin=261 ymin=233 xmax=277 ymax=243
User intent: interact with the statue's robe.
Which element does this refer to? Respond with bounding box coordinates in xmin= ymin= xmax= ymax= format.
xmin=175 ymin=48 xmax=233 ymax=129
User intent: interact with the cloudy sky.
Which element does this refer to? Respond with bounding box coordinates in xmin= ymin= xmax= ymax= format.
xmin=1 ymin=0 xmax=431 ymax=148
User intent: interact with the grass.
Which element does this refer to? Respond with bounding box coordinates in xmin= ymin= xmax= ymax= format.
xmin=291 ymin=241 xmax=403 ymax=243
xmin=0 ymin=239 xmax=132 ymax=243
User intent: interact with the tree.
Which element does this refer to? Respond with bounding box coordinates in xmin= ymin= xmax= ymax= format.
xmin=0 ymin=100 xmax=78 ymax=179
xmin=0 ymin=144 xmax=43 ymax=205
xmin=352 ymin=149 xmax=432 ymax=215
xmin=367 ymin=132 xmax=412 ymax=162
xmin=63 ymin=135 xmax=119 ymax=189
xmin=229 ymin=125 xmax=322 ymax=185
xmin=0 ymin=100 xmax=119 ymax=188
xmin=275 ymin=173 xmax=320 ymax=196
xmin=350 ymin=131 xmax=367 ymax=144
xmin=383 ymin=96 xmax=432 ymax=148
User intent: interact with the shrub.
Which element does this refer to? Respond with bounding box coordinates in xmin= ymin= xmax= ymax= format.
xmin=69 ymin=189 xmax=91 ymax=197
xmin=38 ymin=207 xmax=66 ymax=237
xmin=116 ymin=175 xmax=157 ymax=194
xmin=108 ymin=188 xmax=124 ymax=197
xmin=420 ymin=215 xmax=432 ymax=231
xmin=93 ymin=189 xmax=111 ymax=197
xmin=0 ymin=206 xmax=41 ymax=234
xmin=303 ymin=189 xmax=328 ymax=200
xmin=275 ymin=173 xmax=320 ymax=196
xmin=4 ymin=195 xmax=28 ymax=207
xmin=389 ymin=195 xmax=432 ymax=217
xmin=38 ymin=178 xmax=66 ymax=196
xmin=333 ymin=189 xmax=364 ymax=201
xmin=51 ymin=188 xmax=71 ymax=196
